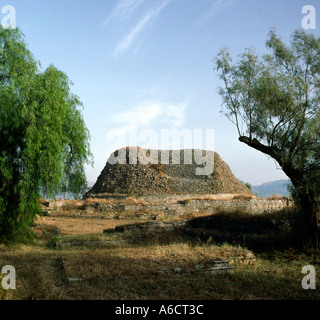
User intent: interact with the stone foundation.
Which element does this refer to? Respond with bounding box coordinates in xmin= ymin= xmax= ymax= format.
xmin=41 ymin=194 xmax=295 ymax=218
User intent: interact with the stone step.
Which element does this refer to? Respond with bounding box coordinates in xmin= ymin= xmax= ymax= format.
xmin=155 ymin=260 xmax=234 ymax=276
xmin=103 ymin=220 xmax=187 ymax=234
xmin=56 ymin=239 xmax=122 ymax=248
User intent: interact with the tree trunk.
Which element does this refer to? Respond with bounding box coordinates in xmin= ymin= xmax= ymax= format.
xmin=293 ymin=181 xmax=320 ymax=248
xmin=238 ymin=136 xmax=320 ymax=248
xmin=279 ymin=166 xmax=319 ymax=248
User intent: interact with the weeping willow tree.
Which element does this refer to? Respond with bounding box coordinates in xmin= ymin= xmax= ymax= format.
xmin=216 ymin=29 xmax=320 ymax=247
xmin=0 ymin=26 xmax=93 ymax=243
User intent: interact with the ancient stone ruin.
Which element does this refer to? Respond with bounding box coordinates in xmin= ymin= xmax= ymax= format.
xmin=85 ymin=147 xmax=251 ymax=197
xmin=40 ymin=146 xmax=294 ymax=220
xmin=39 ymin=146 xmax=299 ymax=253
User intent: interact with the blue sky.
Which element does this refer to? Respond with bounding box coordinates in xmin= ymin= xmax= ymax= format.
xmin=5 ymin=0 xmax=320 ymax=185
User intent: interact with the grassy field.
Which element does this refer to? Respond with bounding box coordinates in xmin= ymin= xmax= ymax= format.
xmin=0 ymin=213 xmax=319 ymax=300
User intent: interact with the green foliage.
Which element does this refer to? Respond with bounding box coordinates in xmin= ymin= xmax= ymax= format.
xmin=244 ymin=182 xmax=252 ymax=192
xmin=0 ymin=26 xmax=93 ymax=243
xmin=216 ymin=29 xmax=320 ymax=170
xmin=216 ymin=29 xmax=320 ymax=245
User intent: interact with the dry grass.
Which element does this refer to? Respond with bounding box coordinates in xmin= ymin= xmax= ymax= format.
xmin=58 ymin=240 xmax=253 ymax=300
xmin=55 ymin=196 xmax=147 ymax=208
xmin=266 ymin=195 xmax=292 ymax=201
xmin=182 ymin=194 xmax=257 ymax=201
xmin=85 ymin=198 xmax=112 ymax=205
xmin=123 ymin=196 xmax=146 ymax=205
xmin=0 ymin=206 xmax=318 ymax=300
xmin=206 ymin=205 xmax=299 ymax=220
xmin=33 ymin=216 xmax=144 ymax=235
xmin=0 ymin=229 xmax=319 ymax=300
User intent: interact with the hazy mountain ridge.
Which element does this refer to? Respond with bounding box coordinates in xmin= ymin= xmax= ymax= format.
xmin=251 ymin=179 xmax=291 ymax=197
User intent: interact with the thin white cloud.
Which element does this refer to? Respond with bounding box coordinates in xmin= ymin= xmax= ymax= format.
xmin=110 ymin=103 xmax=163 ymax=127
xmin=101 ymin=0 xmax=144 ymax=30
xmin=203 ymin=0 xmax=235 ymax=21
xmin=115 ymin=0 xmax=145 ymax=17
xmin=113 ymin=12 xmax=153 ymax=56
xmin=159 ymin=104 xmax=186 ymax=128
xmin=113 ymin=0 xmax=171 ymax=57
xmin=106 ymin=101 xmax=187 ymax=142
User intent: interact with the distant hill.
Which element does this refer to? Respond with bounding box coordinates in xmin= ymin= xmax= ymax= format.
xmin=251 ymin=179 xmax=291 ymax=197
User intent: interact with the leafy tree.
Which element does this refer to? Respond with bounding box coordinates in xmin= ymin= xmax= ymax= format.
xmin=216 ymin=29 xmax=320 ymax=247
xmin=244 ymin=182 xmax=252 ymax=192
xmin=0 ymin=26 xmax=92 ymax=243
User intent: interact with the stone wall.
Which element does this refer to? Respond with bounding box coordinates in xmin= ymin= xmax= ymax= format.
xmin=103 ymin=220 xmax=186 ymax=234
xmin=41 ymin=194 xmax=295 ymax=218
xmin=110 ymin=197 xmax=294 ymax=217
xmin=179 ymin=198 xmax=293 ymax=215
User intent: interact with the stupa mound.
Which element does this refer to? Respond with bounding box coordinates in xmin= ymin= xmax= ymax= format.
xmin=85 ymin=147 xmax=251 ymax=197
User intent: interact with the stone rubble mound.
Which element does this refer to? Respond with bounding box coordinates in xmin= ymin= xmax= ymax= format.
xmin=86 ymin=147 xmax=251 ymax=197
